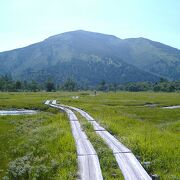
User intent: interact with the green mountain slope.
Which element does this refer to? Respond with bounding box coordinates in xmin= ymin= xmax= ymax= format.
xmin=0 ymin=30 xmax=179 ymax=85
xmin=123 ymin=38 xmax=180 ymax=79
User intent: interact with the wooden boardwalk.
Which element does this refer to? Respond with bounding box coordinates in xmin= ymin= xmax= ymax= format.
xmin=53 ymin=100 xmax=152 ymax=180
xmin=45 ymin=100 xmax=103 ymax=180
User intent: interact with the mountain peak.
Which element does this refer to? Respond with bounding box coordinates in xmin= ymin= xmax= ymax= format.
xmin=0 ymin=30 xmax=179 ymax=84
xmin=45 ymin=30 xmax=119 ymax=42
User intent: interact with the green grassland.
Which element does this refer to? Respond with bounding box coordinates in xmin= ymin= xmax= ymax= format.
xmin=0 ymin=92 xmax=179 ymax=180
xmin=0 ymin=92 xmax=77 ymax=179
xmin=59 ymin=92 xmax=180 ymax=180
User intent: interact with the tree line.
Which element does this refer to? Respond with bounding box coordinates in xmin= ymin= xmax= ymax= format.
xmin=0 ymin=75 xmax=78 ymax=92
xmin=97 ymin=78 xmax=180 ymax=92
xmin=0 ymin=75 xmax=180 ymax=92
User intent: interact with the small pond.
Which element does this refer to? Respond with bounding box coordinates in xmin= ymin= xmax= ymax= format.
xmin=0 ymin=109 xmax=37 ymax=115
xmin=162 ymin=105 xmax=180 ymax=109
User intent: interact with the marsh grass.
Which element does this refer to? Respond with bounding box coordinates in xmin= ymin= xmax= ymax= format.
xmin=0 ymin=92 xmax=77 ymax=179
xmin=59 ymin=92 xmax=180 ymax=179
xmin=0 ymin=112 xmax=77 ymax=180
xmin=0 ymin=91 xmax=179 ymax=179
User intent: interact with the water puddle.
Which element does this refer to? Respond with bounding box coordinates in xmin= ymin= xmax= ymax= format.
xmin=162 ymin=105 xmax=180 ymax=109
xmin=0 ymin=109 xmax=37 ymax=115
xmin=144 ymin=103 xmax=157 ymax=108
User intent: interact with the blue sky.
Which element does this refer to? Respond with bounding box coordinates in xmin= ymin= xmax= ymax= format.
xmin=0 ymin=0 xmax=180 ymax=52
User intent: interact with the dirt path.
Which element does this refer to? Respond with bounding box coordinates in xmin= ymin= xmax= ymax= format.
xmin=45 ymin=100 xmax=103 ymax=180
xmin=53 ymin=100 xmax=151 ymax=180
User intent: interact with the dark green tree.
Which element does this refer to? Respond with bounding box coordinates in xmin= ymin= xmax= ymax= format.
xmin=29 ymin=81 xmax=39 ymax=92
xmin=61 ymin=78 xmax=77 ymax=91
xmin=98 ymin=80 xmax=108 ymax=91
xmin=45 ymin=80 xmax=55 ymax=92
xmin=113 ymin=83 xmax=117 ymax=92
xmin=15 ymin=81 xmax=22 ymax=90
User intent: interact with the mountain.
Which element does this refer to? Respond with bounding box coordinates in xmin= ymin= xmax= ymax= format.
xmin=0 ymin=30 xmax=179 ymax=86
